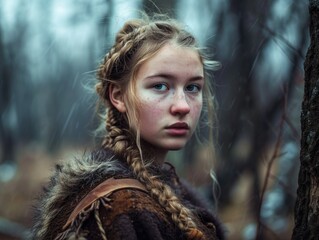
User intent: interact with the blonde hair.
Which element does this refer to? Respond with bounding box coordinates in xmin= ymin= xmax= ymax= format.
xmin=96 ymin=14 xmax=219 ymax=238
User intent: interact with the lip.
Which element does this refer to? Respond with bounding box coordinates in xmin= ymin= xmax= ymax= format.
xmin=165 ymin=122 xmax=189 ymax=136
xmin=166 ymin=122 xmax=189 ymax=129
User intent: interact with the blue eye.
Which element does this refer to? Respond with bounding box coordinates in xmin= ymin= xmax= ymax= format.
xmin=185 ymin=84 xmax=201 ymax=92
xmin=153 ymin=83 xmax=168 ymax=91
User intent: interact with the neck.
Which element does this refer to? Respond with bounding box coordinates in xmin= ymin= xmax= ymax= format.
xmin=140 ymin=140 xmax=168 ymax=166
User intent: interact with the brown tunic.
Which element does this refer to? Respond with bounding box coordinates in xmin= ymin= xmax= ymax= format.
xmin=30 ymin=148 xmax=225 ymax=240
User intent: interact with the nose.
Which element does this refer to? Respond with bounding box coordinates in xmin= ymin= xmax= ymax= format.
xmin=170 ymin=91 xmax=190 ymax=116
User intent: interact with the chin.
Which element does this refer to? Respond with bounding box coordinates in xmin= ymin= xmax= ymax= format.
xmin=167 ymin=144 xmax=186 ymax=151
xmin=146 ymin=140 xmax=188 ymax=152
xmin=163 ymin=140 xmax=188 ymax=151
xmin=169 ymin=147 xmax=184 ymax=151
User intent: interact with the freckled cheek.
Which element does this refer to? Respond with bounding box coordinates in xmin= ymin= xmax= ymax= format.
xmin=191 ymin=102 xmax=203 ymax=122
xmin=139 ymin=100 xmax=165 ymax=121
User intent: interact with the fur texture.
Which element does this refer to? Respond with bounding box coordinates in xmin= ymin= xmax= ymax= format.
xmin=30 ymin=149 xmax=131 ymax=239
xmin=30 ymin=148 xmax=225 ymax=240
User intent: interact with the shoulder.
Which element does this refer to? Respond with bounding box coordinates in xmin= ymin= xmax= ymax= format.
xmin=58 ymin=186 xmax=180 ymax=240
xmin=30 ymin=148 xmax=131 ymax=240
xmin=64 ymin=188 xmax=223 ymax=240
xmin=104 ymin=187 xmax=169 ymax=225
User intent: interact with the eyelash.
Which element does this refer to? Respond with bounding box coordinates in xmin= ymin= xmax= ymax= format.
xmin=152 ymin=83 xmax=202 ymax=93
xmin=153 ymin=83 xmax=168 ymax=91
xmin=185 ymin=84 xmax=201 ymax=92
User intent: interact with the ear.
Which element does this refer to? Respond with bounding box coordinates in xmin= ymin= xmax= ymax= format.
xmin=109 ymin=84 xmax=126 ymax=113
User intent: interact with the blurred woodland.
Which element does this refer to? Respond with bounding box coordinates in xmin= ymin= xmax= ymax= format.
xmin=0 ymin=0 xmax=312 ymax=239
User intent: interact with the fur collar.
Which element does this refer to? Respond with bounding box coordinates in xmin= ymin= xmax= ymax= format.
xmin=30 ymin=148 xmax=130 ymax=239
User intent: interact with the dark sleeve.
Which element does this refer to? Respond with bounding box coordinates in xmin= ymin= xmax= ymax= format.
xmin=105 ymin=211 xmax=170 ymax=240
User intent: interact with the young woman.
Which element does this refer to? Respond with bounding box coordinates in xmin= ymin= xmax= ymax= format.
xmin=31 ymin=15 xmax=225 ymax=240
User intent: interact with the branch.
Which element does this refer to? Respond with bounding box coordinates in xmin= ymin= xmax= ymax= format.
xmin=255 ymin=88 xmax=287 ymax=240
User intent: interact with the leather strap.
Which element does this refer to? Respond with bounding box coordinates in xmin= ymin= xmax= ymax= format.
xmin=63 ymin=177 xmax=147 ymax=230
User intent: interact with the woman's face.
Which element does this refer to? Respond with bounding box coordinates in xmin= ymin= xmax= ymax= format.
xmin=134 ymin=43 xmax=204 ymax=154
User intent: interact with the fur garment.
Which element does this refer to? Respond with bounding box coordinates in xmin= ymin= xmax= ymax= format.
xmin=30 ymin=148 xmax=225 ymax=240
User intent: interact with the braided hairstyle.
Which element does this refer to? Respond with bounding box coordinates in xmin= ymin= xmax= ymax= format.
xmin=96 ymin=15 xmax=218 ymax=239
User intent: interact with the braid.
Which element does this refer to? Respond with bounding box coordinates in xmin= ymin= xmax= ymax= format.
xmin=96 ymin=23 xmax=148 ymax=102
xmin=102 ymin=107 xmax=131 ymax=151
xmin=103 ymin=108 xmax=204 ymax=239
xmin=126 ymin=149 xmax=199 ymax=233
xmin=95 ymin=16 xmax=214 ymax=239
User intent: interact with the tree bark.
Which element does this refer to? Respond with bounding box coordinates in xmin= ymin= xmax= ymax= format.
xmin=292 ymin=0 xmax=319 ymax=239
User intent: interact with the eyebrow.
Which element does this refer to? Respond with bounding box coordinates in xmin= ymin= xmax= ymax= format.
xmin=145 ymin=73 xmax=204 ymax=81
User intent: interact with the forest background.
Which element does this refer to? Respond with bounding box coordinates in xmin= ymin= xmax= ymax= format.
xmin=0 ymin=0 xmax=310 ymax=239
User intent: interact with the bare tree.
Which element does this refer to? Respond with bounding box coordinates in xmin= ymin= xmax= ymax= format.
xmin=0 ymin=28 xmax=14 ymax=167
xmin=181 ymin=0 xmax=309 ymax=238
xmin=292 ymin=0 xmax=319 ymax=239
xmin=0 ymin=3 xmax=31 ymax=181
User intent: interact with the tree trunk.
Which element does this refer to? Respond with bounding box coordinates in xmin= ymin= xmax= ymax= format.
xmin=292 ymin=0 xmax=319 ymax=239
xmin=0 ymin=24 xmax=15 ymax=166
